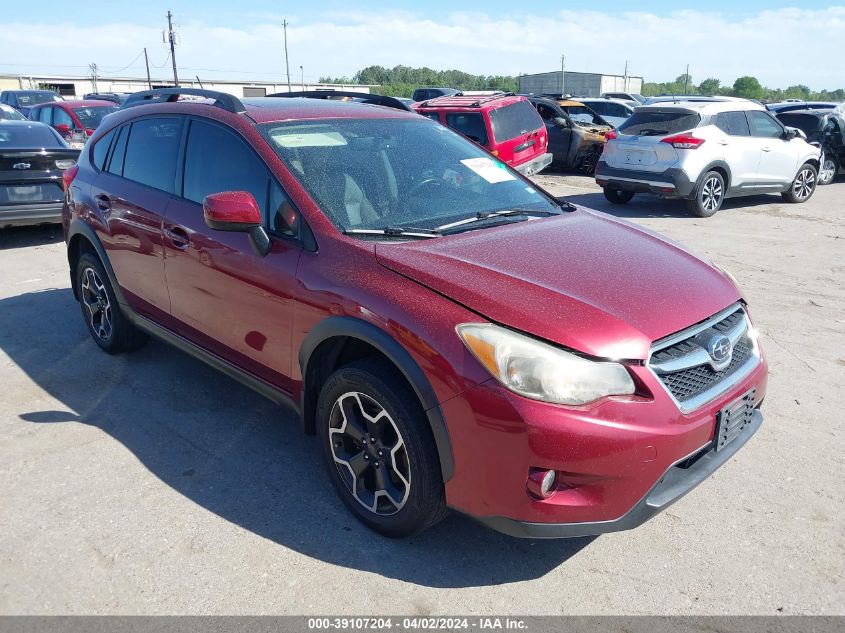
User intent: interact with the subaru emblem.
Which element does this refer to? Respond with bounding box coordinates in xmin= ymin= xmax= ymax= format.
xmin=707 ymin=334 xmax=732 ymax=370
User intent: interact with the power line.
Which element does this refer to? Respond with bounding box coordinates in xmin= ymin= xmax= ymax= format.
xmin=98 ymin=50 xmax=146 ymax=75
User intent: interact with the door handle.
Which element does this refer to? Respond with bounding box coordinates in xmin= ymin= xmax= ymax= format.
xmin=719 ymin=140 xmax=729 ymax=146
xmin=95 ymin=194 xmax=111 ymax=210
xmin=165 ymin=226 xmax=190 ymax=249
xmin=762 ymin=146 xmax=772 ymax=152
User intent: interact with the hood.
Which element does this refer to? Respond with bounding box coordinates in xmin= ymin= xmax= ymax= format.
xmin=375 ymin=208 xmax=740 ymax=360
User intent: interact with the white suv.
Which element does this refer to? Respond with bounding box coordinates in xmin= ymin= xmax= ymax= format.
xmin=595 ymin=100 xmax=822 ymax=216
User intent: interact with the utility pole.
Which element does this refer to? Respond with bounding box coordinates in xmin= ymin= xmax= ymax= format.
xmin=300 ymin=65 xmax=304 ymax=90
xmin=624 ymin=60 xmax=629 ymax=92
xmin=684 ymin=64 xmax=690 ymax=95
xmin=166 ymin=10 xmax=179 ymax=87
xmin=89 ymin=63 xmax=98 ymax=93
xmin=143 ymin=48 xmax=152 ymax=89
xmin=560 ymin=54 xmax=565 ymax=98
xmin=283 ymin=19 xmax=292 ymax=91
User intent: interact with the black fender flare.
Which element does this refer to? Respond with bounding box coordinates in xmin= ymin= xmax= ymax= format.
xmin=299 ymin=316 xmax=455 ymax=482
xmin=67 ymin=218 xmax=128 ymax=306
xmin=694 ymin=160 xmax=733 ymax=194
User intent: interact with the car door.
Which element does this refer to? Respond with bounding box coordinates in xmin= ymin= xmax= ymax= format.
xmin=536 ymin=102 xmax=571 ymax=161
xmin=746 ymin=110 xmax=799 ymax=185
xmin=712 ymin=111 xmax=759 ymax=188
xmin=91 ymin=117 xmax=178 ymax=323
xmin=162 ymin=117 xmax=303 ymax=392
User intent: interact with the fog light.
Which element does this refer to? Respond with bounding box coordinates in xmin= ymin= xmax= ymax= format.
xmin=527 ymin=468 xmax=557 ymax=499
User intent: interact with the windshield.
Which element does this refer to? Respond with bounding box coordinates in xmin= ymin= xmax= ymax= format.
xmin=0 ymin=105 xmax=26 ymax=121
xmin=0 ymin=124 xmax=64 ymax=148
xmin=563 ymin=106 xmax=605 ymax=126
xmin=618 ymin=110 xmax=701 ymax=136
xmin=72 ymin=105 xmax=118 ymax=128
xmin=16 ymin=92 xmax=61 ymax=106
xmin=260 ymin=118 xmax=558 ymax=233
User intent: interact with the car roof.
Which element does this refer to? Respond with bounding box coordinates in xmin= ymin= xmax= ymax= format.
xmin=637 ymin=100 xmax=766 ymax=114
xmin=36 ymin=99 xmax=116 ymax=109
xmin=413 ymin=93 xmax=524 ymax=110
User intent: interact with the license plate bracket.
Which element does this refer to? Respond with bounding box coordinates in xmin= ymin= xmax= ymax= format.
xmin=715 ymin=388 xmax=756 ymax=451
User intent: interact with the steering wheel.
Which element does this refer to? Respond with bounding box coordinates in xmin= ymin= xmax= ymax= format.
xmin=407 ymin=177 xmax=445 ymax=197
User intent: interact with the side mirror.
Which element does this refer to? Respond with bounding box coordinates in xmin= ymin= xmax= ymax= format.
xmin=783 ymin=127 xmax=798 ymax=141
xmin=553 ymin=117 xmax=569 ymax=128
xmin=203 ymin=191 xmax=271 ymax=257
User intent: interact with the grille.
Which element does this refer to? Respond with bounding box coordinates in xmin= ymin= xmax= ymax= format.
xmin=649 ymin=307 xmax=756 ymax=405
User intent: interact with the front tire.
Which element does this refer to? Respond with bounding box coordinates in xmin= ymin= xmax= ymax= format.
xmin=76 ymin=253 xmax=147 ymax=354
xmin=818 ymin=155 xmax=839 ymax=185
xmin=603 ymin=187 xmax=635 ymax=204
xmin=317 ymin=359 xmax=446 ymax=537
xmin=686 ymin=171 xmax=724 ymax=217
xmin=782 ymin=163 xmax=817 ymax=203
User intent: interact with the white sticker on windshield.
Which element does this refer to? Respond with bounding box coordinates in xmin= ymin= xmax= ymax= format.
xmin=270 ymin=131 xmax=347 ymax=148
xmin=460 ymin=157 xmax=516 ymax=183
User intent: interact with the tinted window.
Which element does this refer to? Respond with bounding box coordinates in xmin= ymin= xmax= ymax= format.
xmin=618 ymin=111 xmax=701 ymax=136
xmin=182 ymin=119 xmax=268 ymax=216
xmin=73 ymin=106 xmax=117 ymax=129
xmin=421 ymin=112 xmax=440 ymax=122
xmin=0 ymin=104 xmax=26 ymax=121
xmin=589 ymin=102 xmax=628 ymax=117
xmin=445 ymin=113 xmax=489 ymax=145
xmin=777 ymin=113 xmax=823 ymax=133
xmin=15 ymin=92 xmax=60 ymax=106
xmin=0 ymin=124 xmax=63 ymax=148
xmin=107 ymin=125 xmax=128 ymax=175
xmin=748 ymin=111 xmax=783 ymax=138
xmin=92 ymin=129 xmax=116 ymax=170
xmin=564 ymin=106 xmax=604 ymax=126
xmin=38 ymin=107 xmax=52 ymax=124
xmin=714 ymin=111 xmax=751 ymax=136
xmin=269 ymin=180 xmax=300 ymax=237
xmin=535 ymin=104 xmax=557 ymax=121
xmin=489 ymin=100 xmax=542 ymax=142
xmin=122 ymin=117 xmax=182 ymax=192
xmin=53 ymin=108 xmax=73 ymax=128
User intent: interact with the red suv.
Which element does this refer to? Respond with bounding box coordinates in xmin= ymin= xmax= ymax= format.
xmin=63 ymin=89 xmax=767 ymax=538
xmin=29 ymin=99 xmax=118 ymax=143
xmin=413 ymin=94 xmax=552 ymax=176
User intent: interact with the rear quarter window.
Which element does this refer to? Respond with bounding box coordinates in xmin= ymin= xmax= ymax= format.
xmin=617 ymin=111 xmax=701 ymax=136
xmin=488 ymin=100 xmax=542 ymax=142
xmin=92 ymin=128 xmax=116 ymax=170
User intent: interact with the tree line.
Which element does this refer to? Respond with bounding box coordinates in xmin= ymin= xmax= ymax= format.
xmin=320 ymin=65 xmax=844 ymax=103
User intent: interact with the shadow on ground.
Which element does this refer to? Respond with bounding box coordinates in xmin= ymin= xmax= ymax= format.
xmin=562 ymin=190 xmax=790 ymax=219
xmin=2 ymin=288 xmax=593 ymax=588
xmin=0 ymin=224 xmax=64 ymax=250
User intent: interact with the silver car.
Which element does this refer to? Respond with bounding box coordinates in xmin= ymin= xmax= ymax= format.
xmin=595 ymin=100 xmax=822 ymax=216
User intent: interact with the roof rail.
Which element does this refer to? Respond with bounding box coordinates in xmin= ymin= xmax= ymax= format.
xmin=120 ymin=88 xmax=246 ymax=114
xmin=266 ymin=90 xmax=412 ymax=112
xmin=418 ymin=92 xmax=515 ymax=108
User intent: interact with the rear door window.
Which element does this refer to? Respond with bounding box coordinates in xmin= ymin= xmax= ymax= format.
xmin=714 ymin=111 xmax=751 ymax=136
xmin=122 ymin=117 xmax=182 ymax=193
xmin=617 ymin=111 xmax=701 ymax=136
xmin=488 ymin=100 xmax=541 ymax=142
xmin=747 ymin=111 xmax=783 ymax=138
xmin=445 ymin=113 xmax=489 ymax=145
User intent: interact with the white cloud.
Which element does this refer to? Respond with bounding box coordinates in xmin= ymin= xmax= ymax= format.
xmin=0 ymin=7 xmax=842 ymax=89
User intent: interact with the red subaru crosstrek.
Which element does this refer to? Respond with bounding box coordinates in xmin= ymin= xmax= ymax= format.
xmin=63 ymin=89 xmax=767 ymax=538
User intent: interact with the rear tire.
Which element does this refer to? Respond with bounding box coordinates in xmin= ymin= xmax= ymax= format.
xmin=818 ymin=155 xmax=839 ymax=185
xmin=603 ymin=187 xmax=635 ymax=204
xmin=317 ymin=359 xmax=447 ymax=538
xmin=686 ymin=171 xmax=724 ymax=217
xmin=76 ymin=253 xmax=148 ymax=354
xmin=781 ymin=163 xmax=817 ymax=203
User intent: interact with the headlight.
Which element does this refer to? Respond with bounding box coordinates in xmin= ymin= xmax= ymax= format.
xmin=55 ymin=159 xmax=76 ymax=170
xmin=456 ymin=323 xmax=635 ymax=405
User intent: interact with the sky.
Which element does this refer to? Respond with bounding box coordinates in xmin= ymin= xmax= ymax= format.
xmin=0 ymin=1 xmax=842 ymax=90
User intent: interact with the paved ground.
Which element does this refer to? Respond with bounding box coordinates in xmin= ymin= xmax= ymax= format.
xmin=0 ymin=173 xmax=843 ymax=615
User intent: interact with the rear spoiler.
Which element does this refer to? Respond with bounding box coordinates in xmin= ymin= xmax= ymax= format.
xmin=266 ymin=90 xmax=412 ymax=112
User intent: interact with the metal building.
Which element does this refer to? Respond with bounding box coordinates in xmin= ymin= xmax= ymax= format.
xmin=519 ymin=71 xmax=643 ymax=98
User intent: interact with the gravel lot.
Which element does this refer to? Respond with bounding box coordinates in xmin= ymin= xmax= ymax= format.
xmin=0 ymin=173 xmax=842 ymax=615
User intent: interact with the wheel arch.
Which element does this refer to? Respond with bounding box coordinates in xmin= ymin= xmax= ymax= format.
xmin=299 ymin=316 xmax=454 ymax=482
xmin=67 ymin=219 xmax=120 ymax=302
xmin=695 ymin=161 xmax=732 ymax=194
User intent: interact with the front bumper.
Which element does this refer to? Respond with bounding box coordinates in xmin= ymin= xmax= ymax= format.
xmin=440 ymin=350 xmax=768 ymax=538
xmin=595 ymin=162 xmax=697 ymax=198
xmin=475 ymin=409 xmax=762 ymax=538
xmin=0 ymin=202 xmax=63 ymax=228
xmin=514 ymin=152 xmax=553 ymax=176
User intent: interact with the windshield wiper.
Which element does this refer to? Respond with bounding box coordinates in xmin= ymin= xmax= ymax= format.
xmin=343 ymin=227 xmax=440 ymax=239
xmin=433 ymin=208 xmax=559 ymax=233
